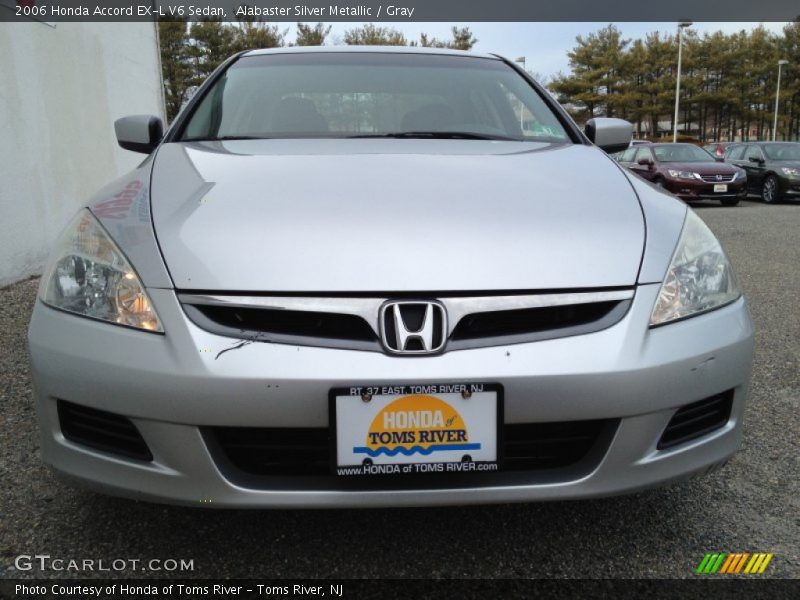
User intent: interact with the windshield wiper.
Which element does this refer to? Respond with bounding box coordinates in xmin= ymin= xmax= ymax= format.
xmin=183 ymin=135 xmax=270 ymax=142
xmin=348 ymin=131 xmax=520 ymax=141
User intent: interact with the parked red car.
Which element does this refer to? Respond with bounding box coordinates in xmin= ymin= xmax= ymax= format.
xmin=703 ymin=142 xmax=736 ymax=159
xmin=617 ymin=143 xmax=747 ymax=206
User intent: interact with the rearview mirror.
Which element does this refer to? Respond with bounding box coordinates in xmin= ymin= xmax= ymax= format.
xmin=585 ymin=118 xmax=633 ymax=154
xmin=114 ymin=115 xmax=164 ymax=154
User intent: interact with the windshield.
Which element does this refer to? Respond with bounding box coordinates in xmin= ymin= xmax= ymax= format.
xmin=652 ymin=144 xmax=714 ymax=163
xmin=179 ymin=52 xmax=570 ymax=143
xmin=762 ymin=143 xmax=800 ymax=161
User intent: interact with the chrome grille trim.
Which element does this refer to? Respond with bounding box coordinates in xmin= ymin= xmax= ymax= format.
xmin=178 ymin=290 xmax=635 ymax=338
xmin=700 ymin=174 xmax=734 ymax=183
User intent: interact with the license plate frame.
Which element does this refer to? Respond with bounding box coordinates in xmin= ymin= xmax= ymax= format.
xmin=714 ymin=183 xmax=728 ymax=193
xmin=329 ymin=383 xmax=503 ymax=477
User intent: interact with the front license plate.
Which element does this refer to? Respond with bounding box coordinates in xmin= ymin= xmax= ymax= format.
xmin=714 ymin=184 xmax=728 ymax=193
xmin=332 ymin=383 xmax=500 ymax=476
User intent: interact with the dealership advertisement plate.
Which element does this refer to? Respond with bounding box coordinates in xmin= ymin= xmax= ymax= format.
xmin=331 ymin=383 xmax=501 ymax=476
xmin=714 ymin=184 xmax=728 ymax=193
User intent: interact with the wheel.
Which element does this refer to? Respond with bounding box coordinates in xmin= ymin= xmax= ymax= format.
xmin=761 ymin=175 xmax=779 ymax=204
xmin=720 ymin=197 xmax=740 ymax=207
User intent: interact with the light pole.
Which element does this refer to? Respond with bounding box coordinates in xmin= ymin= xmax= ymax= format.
xmin=673 ymin=21 xmax=692 ymax=143
xmin=773 ymin=60 xmax=789 ymax=141
xmin=515 ymin=56 xmax=526 ymax=131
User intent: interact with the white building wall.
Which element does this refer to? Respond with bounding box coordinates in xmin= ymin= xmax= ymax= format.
xmin=0 ymin=22 xmax=165 ymax=286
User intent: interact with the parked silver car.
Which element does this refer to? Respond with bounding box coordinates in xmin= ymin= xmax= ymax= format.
xmin=29 ymin=47 xmax=754 ymax=508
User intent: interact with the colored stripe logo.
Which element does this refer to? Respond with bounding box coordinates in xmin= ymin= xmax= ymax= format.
xmin=353 ymin=443 xmax=480 ymax=457
xmin=696 ymin=552 xmax=773 ymax=574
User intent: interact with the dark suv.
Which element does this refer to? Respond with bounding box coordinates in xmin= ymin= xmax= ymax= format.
xmin=724 ymin=142 xmax=800 ymax=203
xmin=617 ymin=143 xmax=746 ymax=206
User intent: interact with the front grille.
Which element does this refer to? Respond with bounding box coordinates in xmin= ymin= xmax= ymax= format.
xmin=58 ymin=400 xmax=152 ymax=461
xmin=207 ymin=419 xmax=616 ymax=488
xmin=700 ymin=174 xmax=735 ymax=183
xmin=451 ymin=301 xmax=621 ymax=342
xmin=190 ymin=305 xmax=376 ymax=342
xmin=658 ymin=391 xmax=733 ymax=450
xmin=180 ymin=290 xmax=633 ymax=353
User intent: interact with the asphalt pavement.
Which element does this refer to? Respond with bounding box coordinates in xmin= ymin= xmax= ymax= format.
xmin=0 ymin=199 xmax=797 ymax=580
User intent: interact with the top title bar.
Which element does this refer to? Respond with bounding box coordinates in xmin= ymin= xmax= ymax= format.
xmin=1 ymin=0 xmax=798 ymax=23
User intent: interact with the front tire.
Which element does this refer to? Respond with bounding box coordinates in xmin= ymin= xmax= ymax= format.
xmin=761 ymin=175 xmax=779 ymax=204
xmin=721 ymin=197 xmax=740 ymax=207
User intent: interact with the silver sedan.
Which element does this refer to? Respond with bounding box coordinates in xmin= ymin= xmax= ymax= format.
xmin=28 ymin=47 xmax=753 ymax=507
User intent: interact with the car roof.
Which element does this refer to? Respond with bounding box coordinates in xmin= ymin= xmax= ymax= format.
xmin=243 ymin=45 xmax=499 ymax=60
xmin=649 ymin=142 xmax=696 ymax=148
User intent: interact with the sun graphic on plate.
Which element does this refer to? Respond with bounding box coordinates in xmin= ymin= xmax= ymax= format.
xmin=360 ymin=394 xmax=470 ymax=457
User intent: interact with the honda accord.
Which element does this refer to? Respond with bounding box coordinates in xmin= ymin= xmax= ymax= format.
xmin=617 ymin=143 xmax=747 ymax=206
xmin=28 ymin=47 xmax=754 ymax=507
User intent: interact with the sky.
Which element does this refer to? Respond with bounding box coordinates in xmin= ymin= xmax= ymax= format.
xmin=323 ymin=22 xmax=791 ymax=80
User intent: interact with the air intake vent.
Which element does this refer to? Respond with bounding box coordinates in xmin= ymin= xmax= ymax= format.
xmin=58 ymin=400 xmax=152 ymax=461
xmin=658 ymin=391 xmax=734 ymax=450
xmin=211 ymin=426 xmax=329 ymax=476
xmin=503 ymin=420 xmax=611 ymax=470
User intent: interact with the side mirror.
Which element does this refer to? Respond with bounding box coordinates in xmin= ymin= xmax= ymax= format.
xmin=114 ymin=115 xmax=164 ymax=154
xmin=585 ymin=117 xmax=633 ymax=154
xmin=748 ymin=156 xmax=763 ymax=164
xmin=637 ymin=158 xmax=653 ymax=167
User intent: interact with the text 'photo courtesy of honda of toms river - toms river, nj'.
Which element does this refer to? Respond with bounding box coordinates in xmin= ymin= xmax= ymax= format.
xmin=28 ymin=47 xmax=754 ymax=508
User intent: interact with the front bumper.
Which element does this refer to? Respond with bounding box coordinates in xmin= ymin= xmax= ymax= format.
xmin=778 ymin=176 xmax=800 ymax=198
xmin=666 ymin=179 xmax=747 ymax=201
xmin=28 ymin=285 xmax=754 ymax=508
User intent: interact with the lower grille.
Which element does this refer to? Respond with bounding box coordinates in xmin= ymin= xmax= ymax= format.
xmin=58 ymin=400 xmax=152 ymax=461
xmin=503 ymin=420 xmax=610 ymax=470
xmin=206 ymin=419 xmax=617 ymax=489
xmin=658 ymin=391 xmax=733 ymax=450
xmin=211 ymin=427 xmax=329 ymax=476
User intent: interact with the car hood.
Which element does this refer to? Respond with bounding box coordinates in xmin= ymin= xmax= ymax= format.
xmin=150 ymin=139 xmax=645 ymax=292
xmin=661 ymin=161 xmax=740 ymax=175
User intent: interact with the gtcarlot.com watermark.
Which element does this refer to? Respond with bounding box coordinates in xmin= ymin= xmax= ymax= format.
xmin=13 ymin=555 xmax=194 ymax=573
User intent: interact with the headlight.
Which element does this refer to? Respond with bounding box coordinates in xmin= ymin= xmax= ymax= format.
xmin=650 ymin=210 xmax=740 ymax=326
xmin=39 ymin=209 xmax=163 ymax=332
xmin=734 ymin=169 xmax=746 ymax=179
xmin=667 ymin=169 xmax=700 ymax=180
xmin=781 ymin=167 xmax=799 ymax=177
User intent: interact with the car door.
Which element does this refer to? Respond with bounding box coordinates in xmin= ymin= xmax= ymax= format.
xmin=629 ymin=146 xmax=656 ymax=181
xmin=743 ymin=144 xmax=767 ymax=192
xmin=725 ymin=145 xmax=750 ymax=191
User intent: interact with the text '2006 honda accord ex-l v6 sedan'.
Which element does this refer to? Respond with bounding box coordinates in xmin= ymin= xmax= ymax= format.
xmin=28 ymin=47 xmax=754 ymax=508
